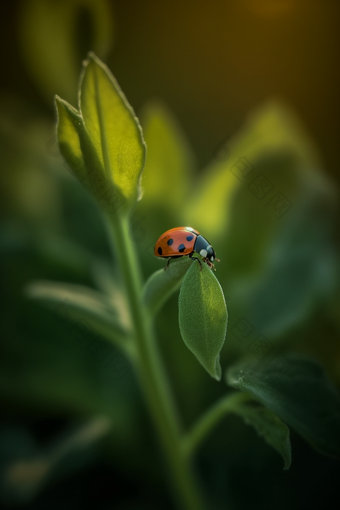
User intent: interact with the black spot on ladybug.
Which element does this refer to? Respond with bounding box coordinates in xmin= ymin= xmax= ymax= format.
xmin=167 ymin=238 xmax=174 ymax=246
xmin=178 ymin=244 xmax=186 ymax=253
xmin=186 ymin=235 xmax=194 ymax=241
xmin=158 ymin=247 xmax=163 ymax=255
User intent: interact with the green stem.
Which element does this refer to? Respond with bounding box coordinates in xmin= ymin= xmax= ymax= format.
xmin=106 ymin=213 xmax=206 ymax=510
xmin=183 ymin=392 xmax=252 ymax=458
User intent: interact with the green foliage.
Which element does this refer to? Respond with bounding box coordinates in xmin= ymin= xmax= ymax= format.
xmin=50 ymin=56 xmax=340 ymax=493
xmin=178 ymin=261 xmax=228 ymax=380
xmin=185 ymin=100 xmax=320 ymax=243
xmin=183 ymin=391 xmax=290 ymax=469
xmin=55 ymin=96 xmax=99 ymax=186
xmin=56 ymin=52 xmax=146 ymax=215
xmin=227 ymin=355 xmax=340 ymax=458
xmin=233 ymin=405 xmax=291 ymax=470
xmin=3 ymin=39 xmax=339 ymax=510
xmin=79 ymin=53 xmax=146 ymax=205
xmin=25 ymin=280 xmax=131 ymax=353
xmin=56 ymin=53 xmax=228 ymax=383
xmin=182 ymin=101 xmax=337 ymax=342
xmin=141 ymin=102 xmax=194 ymax=212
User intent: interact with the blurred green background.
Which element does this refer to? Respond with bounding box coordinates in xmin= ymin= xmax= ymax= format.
xmin=0 ymin=1 xmax=339 ymax=509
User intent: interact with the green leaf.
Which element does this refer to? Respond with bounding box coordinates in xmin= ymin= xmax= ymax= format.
xmin=25 ymin=281 xmax=132 ymax=355
xmin=55 ymin=95 xmax=115 ymax=207
xmin=235 ymin=405 xmax=291 ymax=470
xmin=226 ymin=355 xmax=340 ymax=458
xmin=79 ymin=52 xmax=146 ymax=206
xmin=55 ymin=96 xmax=87 ymax=178
xmin=141 ymin=102 xmax=194 ymax=211
xmin=55 ymin=52 xmax=146 ymax=215
xmin=143 ymin=257 xmax=192 ymax=315
xmin=178 ymin=261 xmax=228 ymax=380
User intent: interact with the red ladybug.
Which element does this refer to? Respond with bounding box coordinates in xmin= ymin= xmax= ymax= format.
xmin=154 ymin=226 xmax=219 ymax=270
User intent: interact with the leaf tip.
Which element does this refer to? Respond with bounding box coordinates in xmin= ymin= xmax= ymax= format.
xmin=213 ymin=357 xmax=222 ymax=381
xmin=82 ymin=51 xmax=103 ymax=72
xmin=54 ymin=94 xmax=63 ymax=113
xmin=87 ymin=50 xmax=97 ymax=61
xmin=283 ymin=451 xmax=292 ymax=470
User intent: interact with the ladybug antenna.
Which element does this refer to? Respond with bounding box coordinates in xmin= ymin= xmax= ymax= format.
xmin=215 ymin=258 xmax=220 ymax=262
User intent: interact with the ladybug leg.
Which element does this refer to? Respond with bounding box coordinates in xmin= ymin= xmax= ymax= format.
xmin=164 ymin=258 xmax=171 ymax=271
xmin=202 ymin=258 xmax=215 ymax=271
xmin=206 ymin=259 xmax=216 ymax=271
xmin=189 ymin=253 xmax=202 ymax=271
xmin=195 ymin=257 xmax=203 ymax=271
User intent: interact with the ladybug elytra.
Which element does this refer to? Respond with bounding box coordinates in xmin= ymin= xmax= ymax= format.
xmin=154 ymin=227 xmax=220 ymax=270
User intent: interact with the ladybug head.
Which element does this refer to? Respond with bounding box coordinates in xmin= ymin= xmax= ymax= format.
xmin=206 ymin=245 xmax=216 ymax=262
xmin=195 ymin=235 xmax=220 ymax=264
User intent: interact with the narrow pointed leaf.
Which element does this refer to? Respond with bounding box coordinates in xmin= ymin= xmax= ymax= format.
xmin=79 ymin=52 xmax=146 ymax=206
xmin=143 ymin=257 xmax=192 ymax=315
xmin=56 ymin=97 xmax=106 ymax=189
xmin=55 ymin=95 xmax=86 ymax=173
xmin=25 ymin=281 xmax=131 ymax=353
xmin=178 ymin=262 xmax=228 ymax=380
xmin=235 ymin=405 xmax=291 ymax=469
xmin=226 ymin=355 xmax=340 ymax=458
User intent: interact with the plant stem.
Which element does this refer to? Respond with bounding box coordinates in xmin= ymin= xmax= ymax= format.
xmin=183 ymin=392 xmax=252 ymax=458
xmin=106 ymin=213 xmax=206 ymax=510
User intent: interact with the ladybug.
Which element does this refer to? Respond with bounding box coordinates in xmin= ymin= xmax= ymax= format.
xmin=154 ymin=226 xmax=220 ymax=270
